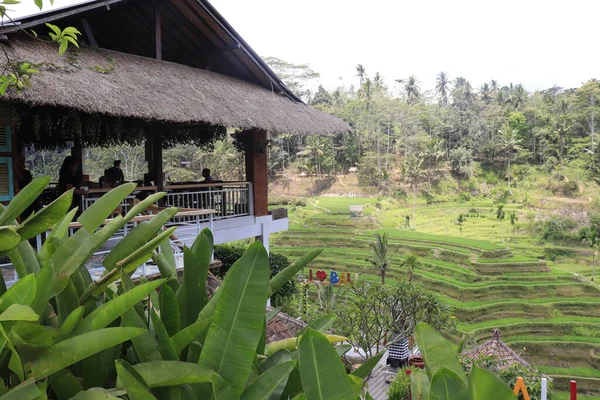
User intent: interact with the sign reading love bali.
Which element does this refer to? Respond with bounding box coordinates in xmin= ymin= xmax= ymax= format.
xmin=309 ymin=269 xmax=353 ymax=285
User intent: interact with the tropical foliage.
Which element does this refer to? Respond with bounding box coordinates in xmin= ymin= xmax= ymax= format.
xmin=412 ymin=323 xmax=515 ymax=400
xmin=0 ymin=178 xmax=381 ymax=399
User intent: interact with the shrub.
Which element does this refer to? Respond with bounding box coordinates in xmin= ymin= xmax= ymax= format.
xmin=387 ymin=368 xmax=411 ymax=400
xmin=450 ymin=147 xmax=474 ymax=178
xmin=533 ymin=215 xmax=579 ymax=245
xmin=459 ymin=191 xmax=471 ymax=202
xmin=544 ymin=247 xmax=577 ymax=261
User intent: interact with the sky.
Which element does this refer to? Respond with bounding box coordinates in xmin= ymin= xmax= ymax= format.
xmin=11 ymin=0 xmax=600 ymax=93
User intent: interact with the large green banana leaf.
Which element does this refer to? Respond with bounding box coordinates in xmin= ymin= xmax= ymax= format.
xmin=0 ymin=378 xmax=41 ymax=400
xmin=132 ymin=361 xmax=213 ymax=387
xmin=171 ymin=318 xmax=212 ymax=354
xmin=349 ymin=351 xmax=384 ymax=379
xmin=212 ymin=373 xmax=237 ymax=400
xmin=199 ymin=241 xmax=270 ymax=395
xmin=429 ymin=368 xmax=468 ymax=400
xmin=410 ymin=369 xmax=430 ymax=400
xmin=102 ymin=207 xmax=179 ymax=270
xmin=297 ymin=328 xmax=355 ymax=400
xmin=0 ymin=176 xmax=49 ymax=226
xmin=177 ymin=248 xmax=205 ymax=328
xmin=0 ymin=227 xmax=20 ymax=254
xmin=414 ymin=322 xmax=467 ymax=384
xmin=77 ymin=183 xmax=136 ymax=232
xmin=158 ymin=284 xmax=180 ymax=336
xmin=31 ymin=327 xmax=146 ymax=379
xmin=150 ymin=309 xmax=178 ymax=361
xmin=75 ymin=279 xmax=163 ymax=332
xmin=269 ymin=250 xmax=322 ymax=296
xmin=115 ymin=360 xmax=157 ymax=400
xmin=241 ymin=360 xmax=296 ymax=400
xmin=467 ymin=365 xmax=515 ymax=400
xmin=16 ymin=189 xmax=73 ymax=241
xmin=0 ymin=273 xmax=36 ymax=312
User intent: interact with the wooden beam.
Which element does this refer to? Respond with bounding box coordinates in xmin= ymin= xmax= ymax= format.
xmin=81 ymin=18 xmax=98 ymax=48
xmin=155 ymin=1 xmax=162 ymax=60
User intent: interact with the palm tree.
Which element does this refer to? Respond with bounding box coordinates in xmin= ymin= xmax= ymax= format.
xmin=480 ymin=83 xmax=492 ymax=104
xmin=369 ymin=233 xmax=390 ymax=285
xmin=399 ymin=254 xmax=420 ymax=282
xmin=299 ymin=135 xmax=325 ymax=175
xmin=498 ymin=124 xmax=522 ymax=190
xmin=512 ymin=84 xmax=526 ymax=109
xmin=435 ymin=72 xmax=450 ymax=106
xmin=404 ymin=154 xmax=424 ymax=222
xmin=464 ymin=81 xmax=475 ymax=105
xmin=404 ymin=75 xmax=421 ymax=104
xmin=421 ymin=139 xmax=444 ymax=196
xmin=509 ymin=211 xmax=519 ymax=240
xmin=554 ymin=118 xmax=571 ymax=160
xmin=356 ymin=64 xmax=366 ymax=87
xmin=581 ymin=229 xmax=599 ymax=282
xmin=457 ymin=214 xmax=466 ymax=236
xmin=490 ymin=80 xmax=499 ymax=93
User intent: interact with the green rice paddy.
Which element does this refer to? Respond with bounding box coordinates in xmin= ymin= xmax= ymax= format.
xmin=271 ymin=196 xmax=600 ymax=397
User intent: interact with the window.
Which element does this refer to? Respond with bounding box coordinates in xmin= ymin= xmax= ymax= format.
xmin=0 ymin=157 xmax=13 ymax=201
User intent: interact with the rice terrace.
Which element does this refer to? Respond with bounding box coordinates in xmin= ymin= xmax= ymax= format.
xmin=270 ymin=176 xmax=600 ymax=399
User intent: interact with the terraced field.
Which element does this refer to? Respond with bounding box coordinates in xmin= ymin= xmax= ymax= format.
xmin=271 ymin=197 xmax=600 ymax=399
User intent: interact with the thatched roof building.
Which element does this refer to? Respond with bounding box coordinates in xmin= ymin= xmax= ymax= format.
xmin=463 ymin=329 xmax=530 ymax=369
xmin=0 ymin=0 xmax=350 ymax=138
xmin=2 ymin=37 xmax=349 ymax=136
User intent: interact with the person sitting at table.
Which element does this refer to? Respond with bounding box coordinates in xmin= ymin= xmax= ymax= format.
xmin=106 ymin=160 xmax=125 ymax=186
xmin=58 ymin=156 xmax=87 ymax=211
xmin=201 ymin=168 xmax=219 ymax=183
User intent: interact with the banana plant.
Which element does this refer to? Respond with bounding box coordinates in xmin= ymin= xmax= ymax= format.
xmin=411 ymin=323 xmax=516 ymax=400
xmin=0 ymin=178 xmax=381 ymax=399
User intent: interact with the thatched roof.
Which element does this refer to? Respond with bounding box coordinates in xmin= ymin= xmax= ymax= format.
xmin=2 ymin=37 xmax=350 ymax=135
xmin=463 ymin=329 xmax=530 ymax=369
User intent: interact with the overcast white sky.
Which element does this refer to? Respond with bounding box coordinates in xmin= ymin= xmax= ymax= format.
xmin=12 ymin=0 xmax=600 ymax=92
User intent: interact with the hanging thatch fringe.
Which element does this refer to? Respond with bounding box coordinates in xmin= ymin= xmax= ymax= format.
xmin=2 ymin=36 xmax=351 ymax=136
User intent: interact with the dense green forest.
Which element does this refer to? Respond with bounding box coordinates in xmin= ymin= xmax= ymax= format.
xmin=27 ymin=56 xmax=600 ymax=194
xmin=265 ymin=58 xmax=600 ymax=191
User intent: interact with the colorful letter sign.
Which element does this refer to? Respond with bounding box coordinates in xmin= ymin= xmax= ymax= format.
xmin=308 ymin=269 xmax=352 ymax=285
xmin=513 ymin=377 xmax=530 ymax=400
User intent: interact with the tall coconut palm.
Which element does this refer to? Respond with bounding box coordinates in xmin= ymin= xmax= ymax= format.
xmin=490 ymin=80 xmax=499 ymax=93
xmin=356 ymin=64 xmax=366 ymax=87
xmin=404 ymin=75 xmax=421 ymax=104
xmin=421 ymin=139 xmax=444 ymax=196
xmin=512 ymin=84 xmax=527 ymax=109
xmin=404 ymin=154 xmax=424 ymax=223
xmin=498 ymin=124 xmax=522 ymax=190
xmin=435 ymin=71 xmax=450 ymax=106
xmin=480 ymin=82 xmax=492 ymax=104
xmin=399 ymin=254 xmax=420 ymax=282
xmin=369 ymin=233 xmax=390 ymax=285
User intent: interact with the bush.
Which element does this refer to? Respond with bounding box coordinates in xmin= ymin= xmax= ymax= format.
xmin=544 ymin=247 xmax=577 ymax=261
xmin=214 ymin=244 xmax=296 ymax=306
xmin=533 ymin=215 xmax=579 ymax=245
xmin=387 ymin=368 xmax=411 ymax=400
xmin=269 ymin=197 xmax=307 ymax=207
xmin=450 ymin=147 xmax=474 ymax=178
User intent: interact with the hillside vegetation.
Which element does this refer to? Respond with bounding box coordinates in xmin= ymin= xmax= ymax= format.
xmin=269 ymin=170 xmax=600 ymax=399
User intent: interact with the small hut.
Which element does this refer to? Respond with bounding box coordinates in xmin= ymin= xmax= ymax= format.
xmin=463 ymin=329 xmax=530 ymax=369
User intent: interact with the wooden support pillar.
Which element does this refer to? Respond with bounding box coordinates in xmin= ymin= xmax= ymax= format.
xmin=155 ymin=1 xmax=162 ymax=60
xmin=70 ymin=139 xmax=84 ymax=183
xmin=145 ymin=126 xmax=163 ymax=191
xmin=244 ymin=129 xmax=268 ymax=217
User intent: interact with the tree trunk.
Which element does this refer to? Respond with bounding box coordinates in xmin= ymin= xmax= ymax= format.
xmin=381 ymin=270 xmax=385 ymax=285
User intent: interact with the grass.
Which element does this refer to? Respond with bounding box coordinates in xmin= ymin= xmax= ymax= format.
xmin=370 ymin=228 xmax=505 ymax=250
xmin=270 ymin=194 xmax=600 ymax=394
xmin=477 ymin=255 xmax=540 ymax=263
